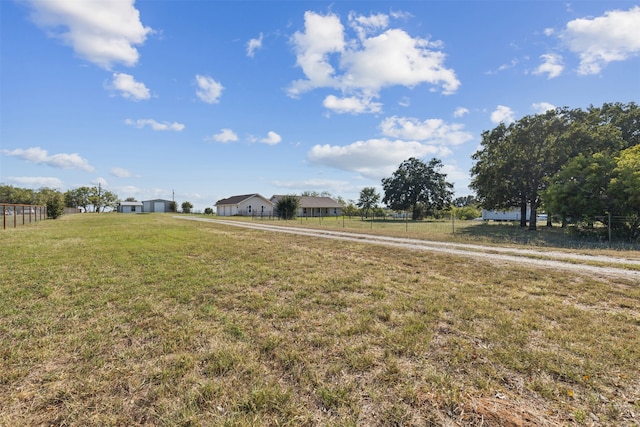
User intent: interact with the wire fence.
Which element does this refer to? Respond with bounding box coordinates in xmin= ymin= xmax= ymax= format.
xmin=1 ymin=204 xmax=47 ymax=230
xmin=241 ymin=212 xmax=640 ymax=250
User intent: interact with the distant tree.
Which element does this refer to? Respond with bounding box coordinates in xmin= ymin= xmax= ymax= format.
xmin=37 ymin=187 xmax=65 ymax=219
xmin=0 ymin=185 xmax=36 ymax=204
xmin=169 ymin=201 xmax=178 ymax=213
xmin=204 ymin=207 xmax=214 ymax=215
xmin=275 ymin=195 xmax=300 ymax=220
xmin=382 ymin=157 xmax=454 ymax=220
xmin=181 ymin=201 xmax=193 ymax=213
xmin=90 ymin=188 xmax=119 ymax=212
xmin=301 ymin=190 xmax=332 ymax=197
xmin=357 ymin=187 xmax=380 ymax=219
xmin=453 ymin=195 xmax=477 ymax=208
xmin=125 ymin=197 xmax=137 ymax=202
xmin=64 ymin=187 xmax=92 ymax=212
xmin=342 ymin=201 xmax=359 ymax=218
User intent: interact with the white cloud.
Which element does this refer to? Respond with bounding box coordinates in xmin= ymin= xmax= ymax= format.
xmin=323 ymin=94 xmax=382 ymax=114
xmin=560 ymin=6 xmax=640 ymax=75
xmin=348 ymin=12 xmax=389 ymax=40
xmin=92 ymin=177 xmax=108 ymax=187
xmin=7 ymin=176 xmax=64 ymax=188
xmin=2 ymin=147 xmax=94 ymax=171
xmin=110 ymin=167 xmax=131 ymax=178
xmin=490 ymin=105 xmax=515 ymax=124
xmin=125 ymin=118 xmax=185 ymax=131
xmin=195 ymin=74 xmax=224 ymax=103
xmin=533 ymin=53 xmax=564 ymax=78
xmin=308 ymin=138 xmax=447 ymax=180
xmin=453 ymin=107 xmax=469 ymax=118
xmin=108 ymin=73 xmax=150 ymax=101
xmin=380 ymin=116 xmax=473 ymax=146
xmin=288 ymin=11 xmax=459 ymax=111
xmin=260 ymin=131 xmax=282 ymax=145
xmin=288 ymin=11 xmax=345 ymax=97
xmin=247 ymin=32 xmax=264 ymax=57
xmin=26 ymin=0 xmax=152 ymax=69
xmin=272 ymin=179 xmax=353 ymax=194
xmin=532 ymin=102 xmax=556 ymax=113
xmin=212 ymin=128 xmax=239 ymax=143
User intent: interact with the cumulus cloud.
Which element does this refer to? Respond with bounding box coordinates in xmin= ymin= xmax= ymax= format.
xmin=453 ymin=107 xmax=469 ymax=118
xmin=323 ymin=94 xmax=382 ymax=114
xmin=308 ymin=138 xmax=447 ymax=180
xmin=125 ymin=118 xmax=185 ymax=131
xmin=533 ymin=53 xmax=564 ymax=78
xmin=532 ymin=102 xmax=556 ymax=113
xmin=380 ymin=116 xmax=473 ymax=146
xmin=560 ymin=6 xmax=640 ymax=75
xmin=288 ymin=11 xmax=459 ymax=112
xmin=247 ymin=32 xmax=264 ymax=57
xmin=490 ymin=105 xmax=515 ymax=124
xmin=108 ymin=73 xmax=151 ymax=101
xmin=6 ymin=176 xmax=64 ymax=188
xmin=25 ymin=0 xmax=152 ymax=69
xmin=212 ymin=128 xmax=239 ymax=143
xmin=260 ymin=131 xmax=282 ymax=145
xmin=1 ymin=147 xmax=94 ymax=171
xmin=110 ymin=167 xmax=131 ymax=178
xmin=195 ymin=74 xmax=224 ymax=103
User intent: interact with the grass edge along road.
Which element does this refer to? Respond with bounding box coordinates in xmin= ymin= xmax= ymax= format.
xmin=179 ymin=216 xmax=640 ymax=281
xmin=1 ymin=213 xmax=639 ymax=426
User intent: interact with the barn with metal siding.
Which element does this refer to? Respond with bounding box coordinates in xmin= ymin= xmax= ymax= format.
xmin=142 ymin=199 xmax=173 ymax=213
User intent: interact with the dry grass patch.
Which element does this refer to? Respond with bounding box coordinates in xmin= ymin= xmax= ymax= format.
xmin=1 ymin=214 xmax=638 ymax=426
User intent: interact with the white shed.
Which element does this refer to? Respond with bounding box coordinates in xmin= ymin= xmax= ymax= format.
xmin=118 ymin=201 xmax=143 ymax=213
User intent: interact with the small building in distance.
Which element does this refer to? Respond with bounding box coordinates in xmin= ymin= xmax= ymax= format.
xmin=117 ymin=201 xmax=143 ymax=213
xmin=142 ymin=199 xmax=173 ymax=213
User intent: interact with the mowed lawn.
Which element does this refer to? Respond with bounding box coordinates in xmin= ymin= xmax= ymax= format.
xmin=1 ymin=214 xmax=639 ymax=426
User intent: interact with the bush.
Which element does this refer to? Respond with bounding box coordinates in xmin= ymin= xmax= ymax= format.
xmin=276 ymin=195 xmax=300 ymax=220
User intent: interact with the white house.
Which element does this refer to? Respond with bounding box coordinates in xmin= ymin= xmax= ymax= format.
xmin=117 ymin=201 xmax=143 ymax=213
xmin=215 ymin=194 xmax=274 ymax=216
xmin=142 ymin=199 xmax=173 ymax=213
xmin=270 ymin=195 xmax=343 ymax=217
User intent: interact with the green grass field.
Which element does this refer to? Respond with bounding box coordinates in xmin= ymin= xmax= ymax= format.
xmin=1 ymin=214 xmax=639 ymax=426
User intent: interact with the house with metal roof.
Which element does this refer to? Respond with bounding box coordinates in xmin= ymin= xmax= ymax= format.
xmin=270 ymin=195 xmax=343 ymax=217
xmin=215 ymin=194 xmax=274 ymax=216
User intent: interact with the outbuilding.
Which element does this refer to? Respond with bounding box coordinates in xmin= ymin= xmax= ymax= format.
xmin=117 ymin=201 xmax=143 ymax=213
xmin=142 ymin=199 xmax=173 ymax=213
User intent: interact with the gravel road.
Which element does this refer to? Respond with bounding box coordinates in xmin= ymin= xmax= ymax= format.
xmin=178 ymin=216 xmax=640 ymax=283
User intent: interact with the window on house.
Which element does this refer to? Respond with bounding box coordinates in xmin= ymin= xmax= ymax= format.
xmin=132 ymin=206 xmax=136 ymax=212
xmin=248 ymin=205 xmax=252 ymax=213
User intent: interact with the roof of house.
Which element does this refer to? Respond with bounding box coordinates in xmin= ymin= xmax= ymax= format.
xmin=142 ymin=199 xmax=172 ymax=203
xmin=119 ymin=201 xmax=143 ymax=206
xmin=215 ymin=193 xmax=273 ymax=206
xmin=270 ymin=195 xmax=343 ymax=208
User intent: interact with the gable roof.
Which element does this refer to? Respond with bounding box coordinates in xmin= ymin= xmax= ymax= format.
xmin=270 ymin=195 xmax=343 ymax=208
xmin=216 ymin=193 xmax=273 ymax=206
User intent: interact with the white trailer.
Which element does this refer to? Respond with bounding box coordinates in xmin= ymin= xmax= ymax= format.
xmin=481 ymin=208 xmax=531 ymax=221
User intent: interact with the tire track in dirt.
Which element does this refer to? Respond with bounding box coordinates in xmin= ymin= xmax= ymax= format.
xmin=177 ymin=216 xmax=640 ymax=282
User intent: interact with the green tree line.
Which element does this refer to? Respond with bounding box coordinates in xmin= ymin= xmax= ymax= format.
xmin=470 ymin=102 xmax=639 ymax=239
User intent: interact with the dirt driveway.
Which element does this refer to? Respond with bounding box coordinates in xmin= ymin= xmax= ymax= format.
xmin=178 ymin=216 xmax=640 ymax=283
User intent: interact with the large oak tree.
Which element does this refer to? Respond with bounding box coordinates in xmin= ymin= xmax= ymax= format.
xmin=382 ymin=157 xmax=453 ymax=220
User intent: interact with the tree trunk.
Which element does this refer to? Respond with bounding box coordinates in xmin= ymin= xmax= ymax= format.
xmin=519 ymin=200 xmax=527 ymax=228
xmin=529 ymin=200 xmax=538 ymax=231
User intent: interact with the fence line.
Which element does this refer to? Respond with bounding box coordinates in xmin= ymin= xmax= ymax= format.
xmin=1 ymin=203 xmax=47 ymax=230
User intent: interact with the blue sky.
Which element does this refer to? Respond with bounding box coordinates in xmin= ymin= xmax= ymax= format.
xmin=1 ymin=1 xmax=639 ymax=211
